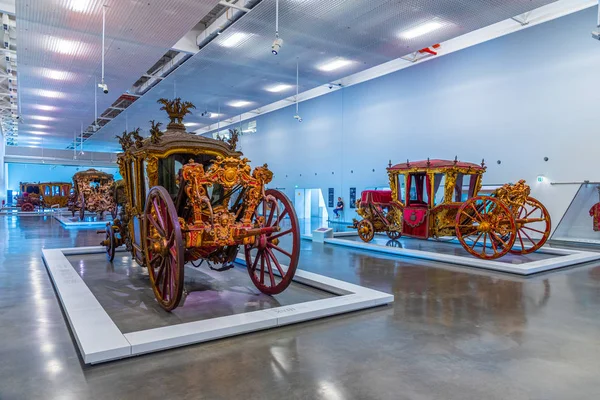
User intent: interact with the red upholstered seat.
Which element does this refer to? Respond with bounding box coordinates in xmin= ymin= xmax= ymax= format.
xmin=361 ymin=190 xmax=393 ymax=205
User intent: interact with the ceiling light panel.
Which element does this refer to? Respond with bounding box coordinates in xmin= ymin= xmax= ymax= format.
xmin=68 ymin=0 xmax=93 ymax=13
xmin=44 ymin=36 xmax=85 ymax=56
xmin=219 ymin=32 xmax=253 ymax=48
xmin=32 ymin=89 xmax=64 ymax=99
xmin=400 ymin=20 xmax=445 ymax=39
xmin=39 ymin=68 xmax=73 ymax=81
xmin=30 ymin=115 xmax=55 ymax=121
xmin=229 ymin=100 xmax=252 ymax=108
xmin=318 ymin=58 xmax=353 ymax=72
xmin=32 ymin=105 xmax=57 ymax=111
xmin=265 ymin=84 xmax=293 ymax=93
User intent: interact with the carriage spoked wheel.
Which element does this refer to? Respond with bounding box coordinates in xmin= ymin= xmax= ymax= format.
xmin=386 ymin=230 xmax=401 ymax=240
xmin=507 ymin=196 xmax=551 ymax=254
xmin=21 ymin=203 xmax=34 ymax=212
xmin=455 ymin=196 xmax=517 ymax=260
xmin=104 ymin=224 xmax=116 ymax=262
xmin=244 ymin=189 xmax=300 ymax=295
xmin=78 ymin=192 xmax=85 ymax=221
xmin=357 ymin=219 xmax=375 ymax=242
xmin=143 ymin=186 xmax=185 ymax=311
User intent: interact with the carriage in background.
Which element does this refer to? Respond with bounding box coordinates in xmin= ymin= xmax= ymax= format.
xmin=100 ymin=98 xmax=300 ymax=311
xmin=68 ymin=169 xmax=116 ymax=221
xmin=353 ymin=158 xmax=551 ymax=260
xmin=15 ymin=181 xmax=72 ymax=211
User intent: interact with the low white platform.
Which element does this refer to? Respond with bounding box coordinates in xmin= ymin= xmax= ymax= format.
xmin=325 ymin=236 xmax=600 ymax=275
xmin=0 ymin=208 xmax=57 ymax=216
xmin=54 ymin=213 xmax=113 ymax=227
xmin=301 ymin=230 xmax=357 ymax=240
xmin=550 ymin=236 xmax=600 ymax=246
xmin=42 ymin=246 xmax=393 ymax=364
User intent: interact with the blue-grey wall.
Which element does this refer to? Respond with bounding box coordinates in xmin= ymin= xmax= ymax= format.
xmin=7 ymin=163 xmax=121 ymax=193
xmin=232 ymin=7 xmax=600 ymax=226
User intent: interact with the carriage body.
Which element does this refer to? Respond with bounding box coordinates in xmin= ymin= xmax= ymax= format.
xmin=354 ymin=159 xmax=551 ymax=259
xmin=102 ymin=98 xmax=300 ymax=311
xmin=15 ymin=182 xmax=72 ymax=211
xmin=68 ymin=169 xmax=116 ymax=220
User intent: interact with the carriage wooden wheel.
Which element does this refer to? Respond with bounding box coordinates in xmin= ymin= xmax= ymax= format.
xmin=357 ymin=219 xmax=375 ymax=242
xmin=508 ymin=197 xmax=551 ymax=254
xmin=244 ymin=189 xmax=300 ymax=295
xmin=104 ymin=225 xmax=116 ymax=262
xmin=78 ymin=192 xmax=85 ymax=221
xmin=455 ymin=196 xmax=517 ymax=260
xmin=143 ymin=186 xmax=185 ymax=311
xmin=21 ymin=202 xmax=34 ymax=212
xmin=386 ymin=230 xmax=401 ymax=240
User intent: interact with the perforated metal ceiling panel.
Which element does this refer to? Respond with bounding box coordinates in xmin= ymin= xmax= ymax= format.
xmin=16 ymin=0 xmax=221 ymax=147
xmin=19 ymin=0 xmax=558 ymax=149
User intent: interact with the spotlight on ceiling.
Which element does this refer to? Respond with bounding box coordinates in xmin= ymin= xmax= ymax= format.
xmin=271 ymin=37 xmax=283 ymax=55
xmin=201 ymin=110 xmax=212 ymax=118
xmin=293 ymin=114 xmax=302 ymax=123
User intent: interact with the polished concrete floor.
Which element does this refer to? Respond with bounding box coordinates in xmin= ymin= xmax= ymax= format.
xmin=2 ymin=215 xmax=600 ymax=399
xmin=68 ymin=253 xmax=332 ymax=333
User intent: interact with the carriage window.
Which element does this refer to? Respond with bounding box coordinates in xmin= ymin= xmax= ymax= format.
xmin=396 ymin=174 xmax=405 ymax=203
xmin=130 ymin=161 xmax=137 ymax=208
xmin=143 ymin=160 xmax=151 ymax=199
xmin=408 ymin=174 xmax=430 ymax=206
xmin=44 ymin=186 xmax=50 ymax=196
xmin=53 ymin=186 xmax=60 ymax=196
xmin=433 ymin=174 xmax=445 ymax=205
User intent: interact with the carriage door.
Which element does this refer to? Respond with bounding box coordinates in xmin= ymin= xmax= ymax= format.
xmin=402 ymin=173 xmax=430 ymax=239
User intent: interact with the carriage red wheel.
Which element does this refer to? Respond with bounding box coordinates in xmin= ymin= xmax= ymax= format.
xmin=78 ymin=192 xmax=85 ymax=221
xmin=21 ymin=203 xmax=34 ymax=212
xmin=386 ymin=230 xmax=401 ymax=240
xmin=105 ymin=224 xmax=116 ymax=262
xmin=508 ymin=196 xmax=551 ymax=254
xmin=455 ymin=196 xmax=516 ymax=260
xmin=143 ymin=186 xmax=185 ymax=311
xmin=244 ymin=189 xmax=300 ymax=295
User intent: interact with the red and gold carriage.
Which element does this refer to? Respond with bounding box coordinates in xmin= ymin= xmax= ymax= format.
xmin=353 ymin=159 xmax=551 ymax=259
xmin=100 ymin=98 xmax=300 ymax=311
xmin=68 ymin=169 xmax=117 ymax=221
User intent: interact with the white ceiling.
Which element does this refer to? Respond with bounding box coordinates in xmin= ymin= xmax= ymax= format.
xmin=15 ymin=0 xmax=221 ymax=148
xmin=15 ymin=0 xmax=559 ymax=151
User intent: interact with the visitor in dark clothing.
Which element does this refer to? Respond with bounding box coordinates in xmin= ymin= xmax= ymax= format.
xmin=333 ymin=197 xmax=344 ymax=218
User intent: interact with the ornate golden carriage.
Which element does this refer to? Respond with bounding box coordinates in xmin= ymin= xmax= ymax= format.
xmin=101 ymin=98 xmax=300 ymax=311
xmin=353 ymin=159 xmax=551 ymax=259
xmin=68 ymin=169 xmax=116 ymax=220
xmin=15 ymin=182 xmax=72 ymax=210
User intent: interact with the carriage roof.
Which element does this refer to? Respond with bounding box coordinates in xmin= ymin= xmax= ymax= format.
xmin=72 ymin=168 xmax=114 ymax=181
xmin=387 ymin=159 xmax=486 ymax=173
xmin=20 ymin=181 xmax=71 ymax=186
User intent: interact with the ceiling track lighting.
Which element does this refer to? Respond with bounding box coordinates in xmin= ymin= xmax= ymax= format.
xmin=97 ymin=5 xmax=109 ymax=94
xmin=271 ymin=0 xmax=283 ymax=55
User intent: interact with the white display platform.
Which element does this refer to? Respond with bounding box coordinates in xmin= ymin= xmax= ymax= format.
xmin=550 ymin=236 xmax=600 ymax=246
xmin=324 ymin=236 xmax=600 ymax=275
xmin=0 ymin=208 xmax=57 ymax=216
xmin=54 ymin=213 xmax=113 ymax=227
xmin=312 ymin=227 xmax=333 ymax=243
xmin=42 ymin=246 xmax=393 ymax=364
xmin=301 ymin=230 xmax=357 ymax=240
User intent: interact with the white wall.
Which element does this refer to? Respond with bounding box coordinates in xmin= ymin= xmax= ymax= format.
xmin=226 ymin=8 xmax=599 ymax=229
xmin=0 ymin=134 xmax=5 ymax=204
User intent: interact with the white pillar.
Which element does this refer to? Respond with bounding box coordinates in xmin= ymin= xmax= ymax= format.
xmin=0 ymin=132 xmax=5 ymax=205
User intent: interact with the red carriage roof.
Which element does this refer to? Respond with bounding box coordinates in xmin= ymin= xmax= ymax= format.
xmin=361 ymin=190 xmax=393 ymax=205
xmin=388 ymin=159 xmax=485 ymax=172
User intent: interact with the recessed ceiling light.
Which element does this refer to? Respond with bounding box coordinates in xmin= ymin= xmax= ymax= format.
xmin=265 ymin=84 xmax=293 ymax=93
xmin=318 ymin=58 xmax=353 ymax=72
xmin=28 ymin=124 xmax=49 ymax=129
xmin=209 ymin=113 xmax=222 ymax=119
xmin=228 ymin=100 xmax=252 ymax=108
xmin=33 ymin=89 xmax=64 ymax=99
xmin=400 ymin=21 xmax=444 ymax=39
xmin=40 ymin=68 xmax=72 ymax=81
xmin=33 ymin=105 xmax=57 ymax=111
xmin=68 ymin=0 xmax=92 ymax=12
xmin=219 ymin=32 xmax=252 ymax=48
xmin=25 ymin=131 xmax=49 ymax=135
xmin=30 ymin=115 xmax=55 ymax=121
xmin=184 ymin=122 xmax=199 ymax=127
xmin=45 ymin=36 xmax=80 ymax=55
